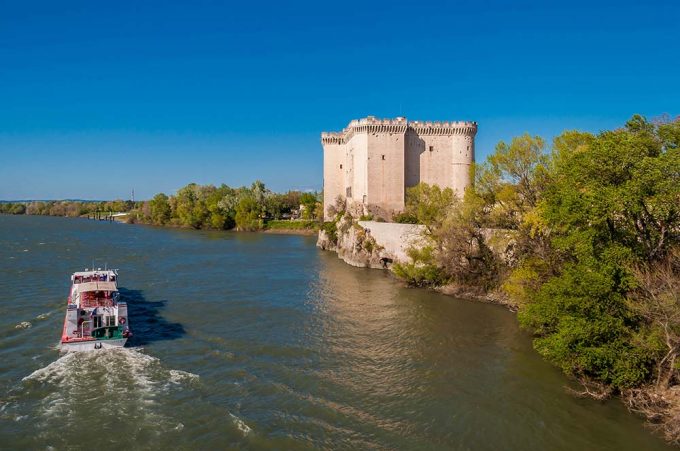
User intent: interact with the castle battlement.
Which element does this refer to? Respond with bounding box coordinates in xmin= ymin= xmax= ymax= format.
xmin=321 ymin=116 xmax=477 ymax=144
xmin=322 ymin=116 xmax=477 ymax=220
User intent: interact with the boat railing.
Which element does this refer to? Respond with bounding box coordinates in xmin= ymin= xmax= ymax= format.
xmin=80 ymin=320 xmax=91 ymax=338
xmin=80 ymin=299 xmax=115 ymax=308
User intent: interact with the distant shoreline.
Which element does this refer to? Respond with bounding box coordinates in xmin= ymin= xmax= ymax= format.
xmin=0 ymin=212 xmax=319 ymax=236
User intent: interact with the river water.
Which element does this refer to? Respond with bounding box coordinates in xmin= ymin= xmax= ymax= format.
xmin=0 ymin=215 xmax=671 ymax=450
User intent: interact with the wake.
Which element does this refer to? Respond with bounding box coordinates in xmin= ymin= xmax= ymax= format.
xmin=21 ymin=348 xmax=199 ymax=432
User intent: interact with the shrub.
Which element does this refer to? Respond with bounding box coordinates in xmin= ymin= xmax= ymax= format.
xmin=266 ymin=220 xmax=318 ymax=231
xmin=322 ymin=221 xmax=338 ymax=245
xmin=392 ymin=246 xmax=449 ymax=288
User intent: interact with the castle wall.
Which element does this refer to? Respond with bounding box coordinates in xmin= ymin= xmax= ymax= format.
xmin=405 ymin=129 xmax=424 ymax=187
xmin=322 ymin=140 xmax=343 ymax=218
xmin=415 ymin=134 xmax=455 ymax=189
xmin=345 ymin=132 xmax=368 ymax=215
xmin=358 ymin=220 xmax=427 ymax=263
xmin=450 ymin=134 xmax=475 ymax=196
xmin=366 ymin=128 xmax=406 ymax=217
xmin=412 ymin=133 xmax=473 ymax=196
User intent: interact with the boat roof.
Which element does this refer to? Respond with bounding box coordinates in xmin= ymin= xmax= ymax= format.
xmin=76 ymin=281 xmax=118 ymax=292
xmin=73 ymin=269 xmax=117 ymax=277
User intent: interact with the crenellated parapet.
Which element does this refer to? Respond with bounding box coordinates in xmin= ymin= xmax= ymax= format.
xmin=321 ymin=116 xmax=477 ymax=144
xmin=408 ymin=120 xmax=477 ymax=136
xmin=321 ymin=133 xmax=344 ymax=145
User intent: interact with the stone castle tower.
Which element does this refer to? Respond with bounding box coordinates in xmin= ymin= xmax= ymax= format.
xmin=321 ymin=116 xmax=477 ymax=220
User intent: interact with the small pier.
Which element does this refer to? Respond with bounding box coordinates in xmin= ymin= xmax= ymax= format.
xmin=88 ymin=210 xmax=115 ymax=222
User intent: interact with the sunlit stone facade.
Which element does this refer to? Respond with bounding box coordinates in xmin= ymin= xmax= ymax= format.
xmin=321 ymin=116 xmax=477 ymax=220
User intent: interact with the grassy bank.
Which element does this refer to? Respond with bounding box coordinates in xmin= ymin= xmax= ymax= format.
xmin=264 ymin=219 xmax=318 ymax=234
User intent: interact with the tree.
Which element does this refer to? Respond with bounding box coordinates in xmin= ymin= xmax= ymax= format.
xmin=299 ymin=192 xmax=318 ymax=220
xmin=475 ymin=133 xmax=548 ymax=228
xmin=175 ymin=183 xmax=209 ymax=229
xmin=394 ymin=183 xmax=455 ymax=230
xmin=433 ymin=190 xmax=501 ymax=289
xmin=235 ymin=197 xmax=262 ymax=231
xmin=393 ymin=184 xmax=499 ymax=289
xmin=518 ymin=115 xmax=680 ymax=391
xmin=150 ymin=193 xmax=172 ymax=225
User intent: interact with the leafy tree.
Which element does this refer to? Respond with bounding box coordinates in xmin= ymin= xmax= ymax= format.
xmin=175 ymin=183 xmax=209 ymax=229
xmin=235 ymin=196 xmax=262 ymax=231
xmin=150 ymin=193 xmax=172 ymax=225
xmin=395 ymin=183 xmax=455 ymax=230
xmin=518 ymin=115 xmax=680 ymax=390
xmin=394 ymin=184 xmax=499 ymax=289
xmin=299 ymin=192 xmax=318 ymax=220
xmin=475 ymin=133 xmax=548 ymax=229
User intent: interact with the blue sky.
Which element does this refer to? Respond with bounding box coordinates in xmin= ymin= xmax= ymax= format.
xmin=0 ymin=0 xmax=678 ymax=200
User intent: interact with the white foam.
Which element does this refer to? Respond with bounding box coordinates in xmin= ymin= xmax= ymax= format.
xmin=22 ymin=348 xmax=201 ymax=429
xmin=168 ymin=369 xmax=199 ymax=385
xmin=15 ymin=321 xmax=32 ymax=329
xmin=229 ymin=412 xmax=252 ymax=436
xmin=23 ymin=351 xmax=77 ymax=383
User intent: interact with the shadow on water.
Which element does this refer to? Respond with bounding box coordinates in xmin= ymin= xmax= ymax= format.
xmin=118 ymin=288 xmax=185 ymax=346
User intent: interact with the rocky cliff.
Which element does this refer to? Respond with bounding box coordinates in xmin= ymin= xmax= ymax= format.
xmin=317 ymin=216 xmax=427 ymax=269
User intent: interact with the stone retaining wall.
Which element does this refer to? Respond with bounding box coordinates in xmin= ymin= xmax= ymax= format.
xmin=357 ymin=221 xmax=426 ymax=263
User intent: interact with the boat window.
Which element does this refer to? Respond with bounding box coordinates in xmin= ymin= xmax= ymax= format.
xmin=93 ymin=316 xmax=102 ymax=328
xmin=106 ymin=316 xmax=116 ymax=327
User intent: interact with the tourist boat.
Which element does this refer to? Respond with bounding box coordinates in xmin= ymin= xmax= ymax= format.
xmin=60 ymin=268 xmax=132 ymax=351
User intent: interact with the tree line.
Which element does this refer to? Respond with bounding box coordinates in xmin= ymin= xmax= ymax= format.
xmin=0 ymin=181 xmax=323 ymax=232
xmin=0 ymin=199 xmax=134 ymax=217
xmin=391 ymin=115 xmax=680 ymax=440
xmin=129 ymin=181 xmax=322 ymax=230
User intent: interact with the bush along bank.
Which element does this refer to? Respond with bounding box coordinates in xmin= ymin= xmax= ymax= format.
xmin=388 ymin=115 xmax=680 ymax=444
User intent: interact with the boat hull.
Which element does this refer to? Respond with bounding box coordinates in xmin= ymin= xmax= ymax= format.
xmin=60 ymin=338 xmax=127 ymax=352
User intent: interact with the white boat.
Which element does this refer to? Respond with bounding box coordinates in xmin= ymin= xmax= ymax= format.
xmin=60 ymin=268 xmax=132 ymax=351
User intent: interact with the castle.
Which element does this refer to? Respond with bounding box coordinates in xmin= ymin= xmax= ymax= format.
xmin=321 ymin=116 xmax=477 ymax=220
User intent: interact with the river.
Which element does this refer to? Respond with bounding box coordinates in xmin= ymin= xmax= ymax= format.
xmin=0 ymin=215 xmax=671 ymax=450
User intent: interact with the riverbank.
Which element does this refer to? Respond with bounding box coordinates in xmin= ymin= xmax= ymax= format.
xmin=125 ymin=216 xmax=319 ymax=235
xmin=262 ymin=228 xmax=317 ymax=236
xmin=0 ymin=212 xmax=319 ymax=236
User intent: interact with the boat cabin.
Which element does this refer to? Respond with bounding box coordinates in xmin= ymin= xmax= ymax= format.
xmin=63 ymin=268 xmax=128 ymax=343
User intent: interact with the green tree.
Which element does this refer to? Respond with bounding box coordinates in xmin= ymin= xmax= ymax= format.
xmin=394 ymin=183 xmax=455 ymax=230
xmin=475 ymin=133 xmax=548 ymax=229
xmin=175 ymin=183 xmax=209 ymax=229
xmin=517 ymin=115 xmax=680 ymax=390
xmin=299 ymin=192 xmax=318 ymax=220
xmin=150 ymin=193 xmax=172 ymax=225
xmin=235 ymin=197 xmax=263 ymax=231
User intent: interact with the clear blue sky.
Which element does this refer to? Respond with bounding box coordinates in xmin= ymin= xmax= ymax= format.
xmin=1 ymin=0 xmax=678 ymax=200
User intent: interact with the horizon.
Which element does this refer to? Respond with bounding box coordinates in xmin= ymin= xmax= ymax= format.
xmin=1 ymin=0 xmax=678 ymax=200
